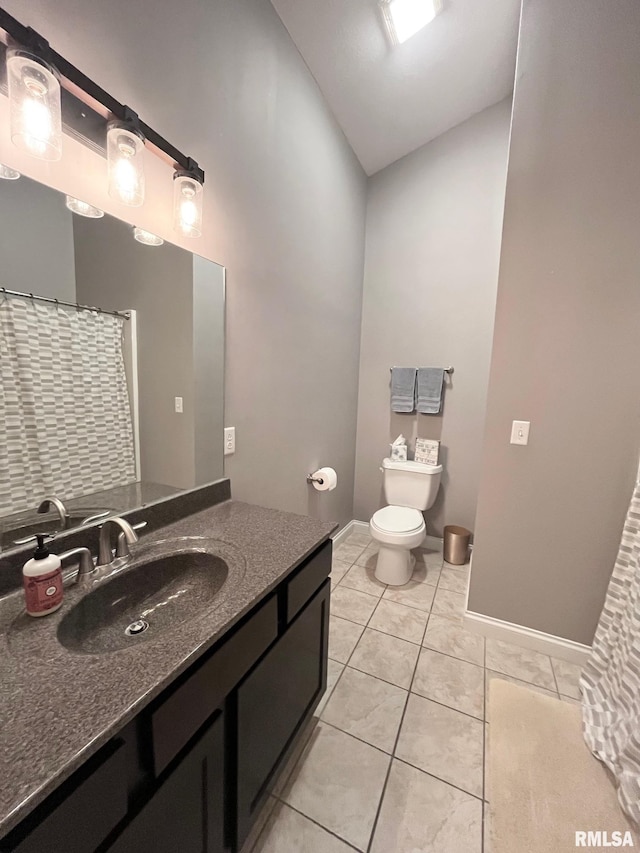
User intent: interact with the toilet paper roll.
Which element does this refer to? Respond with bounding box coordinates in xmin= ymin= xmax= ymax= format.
xmin=311 ymin=467 xmax=338 ymax=492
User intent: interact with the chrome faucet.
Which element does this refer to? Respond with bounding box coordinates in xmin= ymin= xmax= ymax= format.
xmin=37 ymin=496 xmax=69 ymax=527
xmin=97 ymin=517 xmax=139 ymax=567
xmin=58 ymin=547 xmax=95 ymax=585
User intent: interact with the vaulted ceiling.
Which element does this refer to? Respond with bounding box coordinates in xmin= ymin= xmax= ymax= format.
xmin=271 ymin=0 xmax=521 ymax=175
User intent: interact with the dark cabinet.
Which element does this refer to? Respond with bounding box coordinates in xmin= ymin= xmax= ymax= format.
xmin=1 ymin=540 xmax=332 ymax=853
xmin=236 ymin=580 xmax=330 ymax=848
xmin=106 ymin=712 xmax=225 ymax=853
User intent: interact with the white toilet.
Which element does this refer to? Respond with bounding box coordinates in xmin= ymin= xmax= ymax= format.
xmin=369 ymin=458 xmax=443 ymax=586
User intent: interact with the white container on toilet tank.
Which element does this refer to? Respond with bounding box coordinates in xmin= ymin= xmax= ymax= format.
xmin=369 ymin=458 xmax=443 ymax=586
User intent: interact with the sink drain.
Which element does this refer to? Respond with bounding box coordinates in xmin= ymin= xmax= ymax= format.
xmin=125 ymin=619 xmax=149 ymax=637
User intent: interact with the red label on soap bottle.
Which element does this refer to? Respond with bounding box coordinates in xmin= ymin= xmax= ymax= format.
xmin=23 ymin=569 xmax=63 ymax=614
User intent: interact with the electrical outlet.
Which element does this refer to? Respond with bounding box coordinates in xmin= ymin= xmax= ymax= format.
xmin=224 ymin=427 xmax=235 ymax=456
xmin=175 ymin=396 xmax=183 ymax=414
xmin=510 ymin=420 xmax=530 ymax=446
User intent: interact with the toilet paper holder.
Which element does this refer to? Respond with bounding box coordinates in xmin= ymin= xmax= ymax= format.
xmin=306 ymin=473 xmax=325 ymax=485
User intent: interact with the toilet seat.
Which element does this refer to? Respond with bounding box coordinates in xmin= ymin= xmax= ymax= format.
xmin=371 ymin=505 xmax=424 ymax=535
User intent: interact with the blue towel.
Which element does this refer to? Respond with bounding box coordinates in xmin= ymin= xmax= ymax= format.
xmin=417 ymin=368 xmax=445 ymax=414
xmin=390 ymin=367 xmax=417 ymax=413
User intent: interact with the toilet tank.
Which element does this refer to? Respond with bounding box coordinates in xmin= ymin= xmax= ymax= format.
xmin=382 ymin=458 xmax=442 ymax=510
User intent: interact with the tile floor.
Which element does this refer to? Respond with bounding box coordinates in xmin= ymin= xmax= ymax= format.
xmin=246 ymin=531 xmax=583 ymax=853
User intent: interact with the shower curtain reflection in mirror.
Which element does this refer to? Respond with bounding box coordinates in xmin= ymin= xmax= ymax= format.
xmin=0 ymin=295 xmax=136 ymax=516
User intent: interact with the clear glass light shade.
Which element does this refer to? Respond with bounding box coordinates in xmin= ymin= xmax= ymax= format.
xmin=65 ymin=195 xmax=104 ymax=218
xmin=7 ymin=49 xmax=62 ymax=161
xmin=173 ymin=173 xmax=203 ymax=238
xmin=133 ymin=226 xmax=164 ymax=246
xmin=107 ymin=123 xmax=145 ymax=207
xmin=0 ymin=163 xmax=21 ymax=180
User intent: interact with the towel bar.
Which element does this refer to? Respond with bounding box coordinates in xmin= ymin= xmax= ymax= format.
xmin=390 ymin=366 xmax=454 ymax=374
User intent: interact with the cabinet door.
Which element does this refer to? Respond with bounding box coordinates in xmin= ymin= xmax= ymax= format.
xmin=107 ymin=712 xmax=225 ymax=853
xmin=236 ymin=580 xmax=330 ymax=847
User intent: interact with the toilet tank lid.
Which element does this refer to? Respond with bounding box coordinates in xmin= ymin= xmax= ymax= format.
xmin=382 ymin=458 xmax=443 ymax=474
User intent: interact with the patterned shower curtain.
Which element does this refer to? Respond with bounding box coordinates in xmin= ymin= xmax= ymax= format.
xmin=581 ymin=462 xmax=640 ymax=828
xmin=0 ymin=297 xmax=136 ymax=516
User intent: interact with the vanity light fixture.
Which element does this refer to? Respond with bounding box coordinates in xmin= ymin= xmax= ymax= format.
xmin=65 ymin=195 xmax=104 ymax=218
xmin=0 ymin=163 xmax=20 ymax=180
xmin=379 ymin=0 xmax=443 ymax=45
xmin=6 ymin=48 xmax=62 ymax=160
xmin=0 ymin=10 xmax=205 ymax=235
xmin=133 ymin=226 xmax=164 ymax=246
xmin=107 ymin=120 xmax=145 ymax=207
xmin=173 ymin=171 xmax=203 ymax=238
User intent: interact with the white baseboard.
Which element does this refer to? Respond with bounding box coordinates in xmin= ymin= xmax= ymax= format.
xmin=332 ymin=519 xmax=369 ymax=548
xmin=463 ymin=609 xmax=591 ymax=665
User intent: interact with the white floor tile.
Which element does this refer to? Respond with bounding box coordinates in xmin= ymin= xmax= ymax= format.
xmin=368 ymin=599 xmax=429 ymax=644
xmin=328 ymin=616 xmax=364 ymax=664
xmin=485 ymin=639 xmax=556 ymax=691
xmin=321 ymin=667 xmax=406 ymax=753
xmin=423 ymin=614 xmax=485 ymax=666
xmin=331 ymin=586 xmax=379 ymax=626
xmin=396 ymin=694 xmax=484 ymax=797
xmin=340 ymin=563 xmax=387 ymax=598
xmin=383 ymin=579 xmax=436 ymax=613
xmin=349 ymin=628 xmax=420 ymax=689
xmin=412 ymin=648 xmax=485 ymax=719
xmin=370 ymin=759 xmax=482 ymax=853
xmin=254 ymin=801 xmax=355 ymax=853
xmin=282 ymin=722 xmax=390 ymax=851
xmin=550 ymin=657 xmax=583 ymax=700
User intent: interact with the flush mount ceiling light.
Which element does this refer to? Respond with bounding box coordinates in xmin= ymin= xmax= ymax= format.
xmin=133 ymin=226 xmax=164 ymax=246
xmin=0 ymin=163 xmax=20 ymax=180
xmin=379 ymin=0 xmax=443 ymax=45
xmin=65 ymin=195 xmax=104 ymax=218
xmin=0 ymin=9 xmax=206 ymax=235
xmin=6 ymin=48 xmax=62 ymax=160
xmin=173 ymin=171 xmax=203 ymax=239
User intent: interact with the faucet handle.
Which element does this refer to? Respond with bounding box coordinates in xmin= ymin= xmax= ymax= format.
xmin=115 ymin=522 xmax=146 ymax=558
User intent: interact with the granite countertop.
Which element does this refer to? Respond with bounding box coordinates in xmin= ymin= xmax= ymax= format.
xmin=0 ymin=499 xmax=336 ymax=838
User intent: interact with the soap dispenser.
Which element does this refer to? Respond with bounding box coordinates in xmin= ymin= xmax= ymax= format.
xmin=23 ymin=535 xmax=63 ymax=617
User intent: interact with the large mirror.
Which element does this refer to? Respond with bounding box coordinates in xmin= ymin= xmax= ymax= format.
xmin=0 ymin=174 xmax=225 ymax=552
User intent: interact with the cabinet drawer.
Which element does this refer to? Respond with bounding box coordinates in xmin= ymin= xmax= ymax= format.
xmin=151 ymin=595 xmax=278 ymax=774
xmin=3 ymin=741 xmax=127 ymax=853
xmin=285 ymin=540 xmax=331 ymax=623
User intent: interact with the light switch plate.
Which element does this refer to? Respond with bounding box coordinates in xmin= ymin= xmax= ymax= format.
xmin=510 ymin=420 xmax=530 ymax=445
xmin=174 ymin=396 xmax=183 ymax=414
xmin=224 ymin=427 xmax=235 ymax=456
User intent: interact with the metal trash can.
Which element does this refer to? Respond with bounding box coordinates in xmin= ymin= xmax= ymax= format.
xmin=443 ymin=525 xmax=471 ymax=565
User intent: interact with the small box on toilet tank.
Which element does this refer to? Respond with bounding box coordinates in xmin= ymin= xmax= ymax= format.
xmin=415 ymin=438 xmax=440 ymax=466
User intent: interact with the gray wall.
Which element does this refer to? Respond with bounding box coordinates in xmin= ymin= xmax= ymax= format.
xmin=468 ymin=0 xmax=640 ymax=645
xmin=74 ymin=215 xmax=200 ymax=490
xmin=193 ymin=256 xmax=225 ymax=485
xmin=0 ymin=176 xmax=76 ymax=301
xmin=7 ymin=0 xmax=367 ymax=527
xmin=353 ymin=101 xmax=511 ymax=535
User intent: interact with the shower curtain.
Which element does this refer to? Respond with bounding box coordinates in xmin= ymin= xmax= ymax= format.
xmin=581 ymin=461 xmax=640 ymax=828
xmin=0 ymin=296 xmax=136 ymax=516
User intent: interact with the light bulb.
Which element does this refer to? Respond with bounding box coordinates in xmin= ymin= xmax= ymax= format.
xmin=7 ymin=49 xmax=62 ymax=161
xmin=133 ymin=226 xmax=163 ymax=246
xmin=173 ymin=172 xmax=203 ymax=238
xmin=65 ymin=196 xmax=104 ymax=218
xmin=107 ymin=123 xmax=145 ymax=207
xmin=0 ymin=164 xmax=21 ymax=180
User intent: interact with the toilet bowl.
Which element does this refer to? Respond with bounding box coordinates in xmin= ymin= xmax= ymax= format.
xmin=369 ymin=458 xmax=443 ymax=586
xmin=370 ymin=506 xmax=426 ymax=585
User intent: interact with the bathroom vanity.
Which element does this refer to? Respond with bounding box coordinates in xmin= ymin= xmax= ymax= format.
xmin=0 ymin=490 xmax=335 ymax=853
